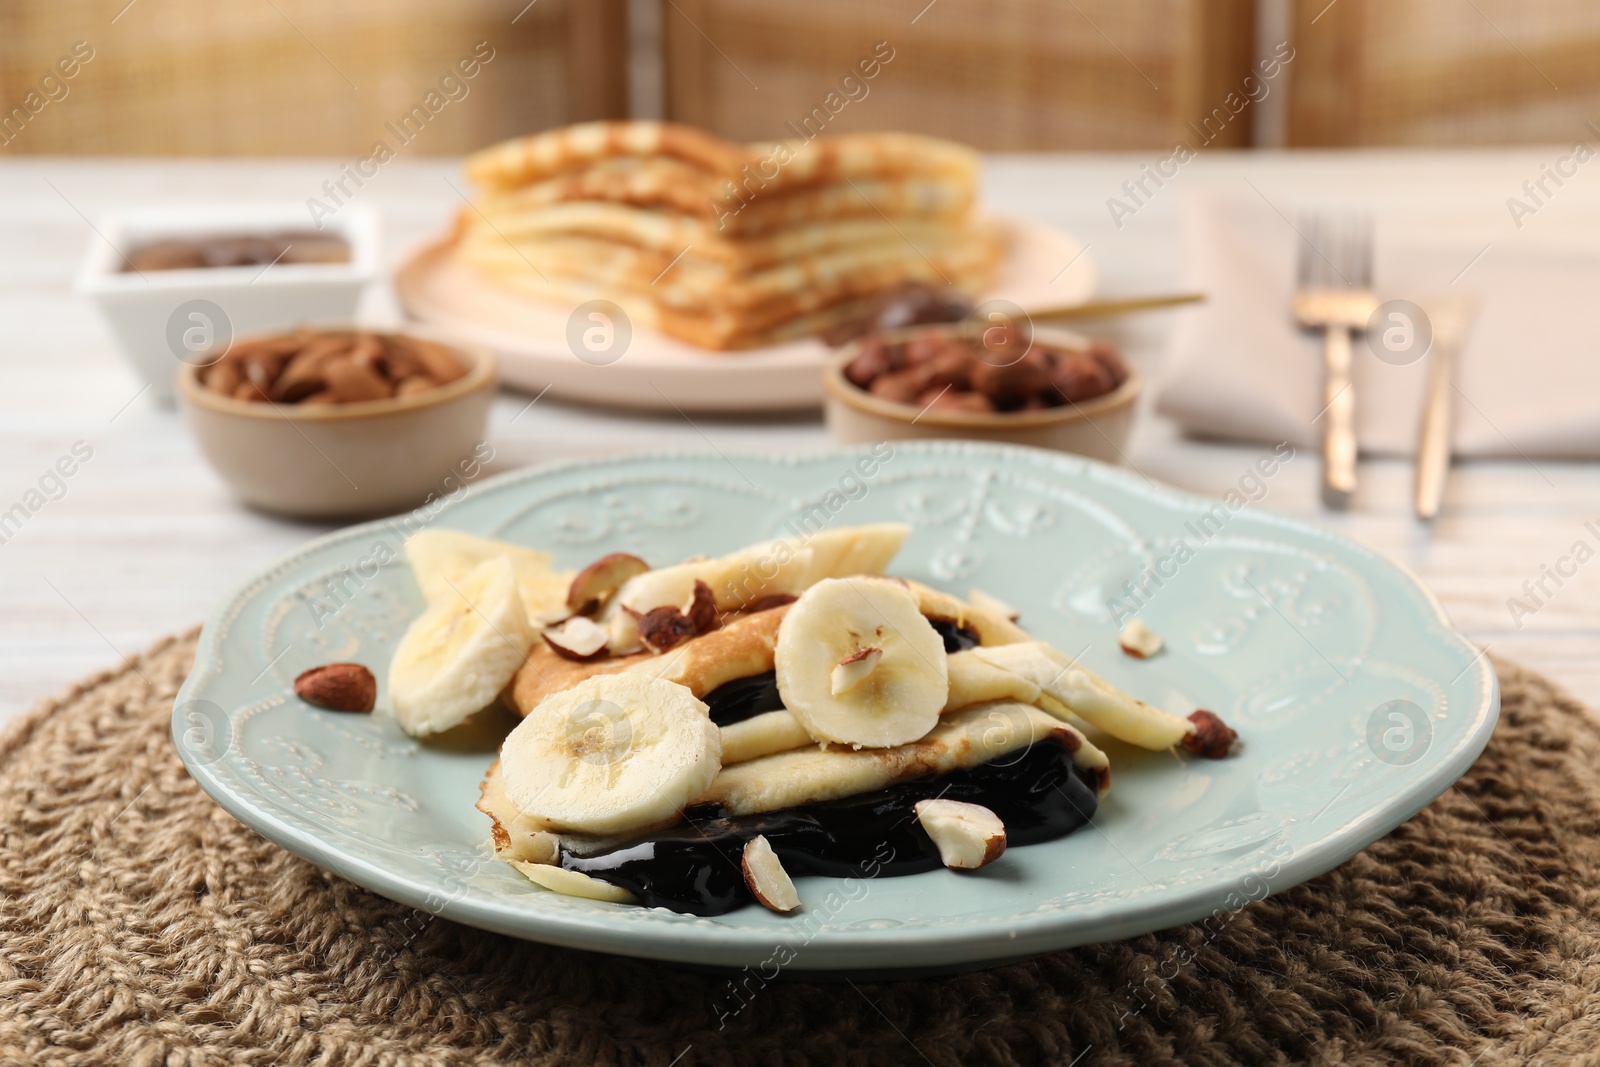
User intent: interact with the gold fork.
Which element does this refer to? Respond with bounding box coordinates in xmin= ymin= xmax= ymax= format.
xmin=1294 ymin=216 xmax=1377 ymax=509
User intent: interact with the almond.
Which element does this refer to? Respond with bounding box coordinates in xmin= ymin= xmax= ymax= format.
xmin=322 ymin=357 xmax=394 ymax=403
xmin=396 ymin=375 xmax=439 ymax=397
xmin=293 ymin=663 xmax=377 ymax=712
xmin=843 ymin=338 xmax=896 ymax=388
xmin=1118 ymin=619 xmax=1163 ymax=659
xmin=867 ymin=368 xmax=925 ymax=404
xmin=741 ymin=835 xmax=800 ymax=912
xmin=915 ymin=799 xmax=1006 ymax=869
xmin=407 ymin=338 xmax=467 ymax=384
xmin=542 ymin=616 xmax=611 ymax=661
xmin=566 ymin=552 xmax=650 ymax=615
xmin=205 ymin=360 xmax=242 ymax=396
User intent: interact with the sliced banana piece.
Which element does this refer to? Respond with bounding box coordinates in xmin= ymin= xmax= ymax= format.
xmin=774 ymin=576 xmax=948 ymax=748
xmin=500 ymin=673 xmax=720 ymax=835
xmin=511 ymin=860 xmax=636 ymax=904
xmin=406 ymin=529 xmax=572 ymax=628
xmin=972 ymin=642 xmax=1191 ymax=751
xmin=389 ymin=556 xmax=535 ymax=736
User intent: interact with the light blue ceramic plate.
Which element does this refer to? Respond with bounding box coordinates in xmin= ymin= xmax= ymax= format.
xmin=175 ymin=443 xmax=1497 ymax=974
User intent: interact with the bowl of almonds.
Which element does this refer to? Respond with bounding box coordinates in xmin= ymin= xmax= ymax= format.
xmin=823 ymin=323 xmax=1140 ymax=461
xmin=177 ymin=328 xmax=496 ymax=518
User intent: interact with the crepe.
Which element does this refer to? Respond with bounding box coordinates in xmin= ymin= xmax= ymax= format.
xmin=476 ymin=701 xmax=1109 ymax=865
xmin=474 ymin=164 xmax=975 ymax=236
xmin=465 ymin=122 xmax=979 ymax=193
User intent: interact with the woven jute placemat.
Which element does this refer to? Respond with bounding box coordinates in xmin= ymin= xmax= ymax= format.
xmin=1 ymin=631 xmax=1597 ymax=1067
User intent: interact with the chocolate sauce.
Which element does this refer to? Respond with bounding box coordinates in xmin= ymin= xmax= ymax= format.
xmin=929 ymin=618 xmax=981 ymax=653
xmin=560 ymin=738 xmax=1098 ymax=915
xmin=702 ymin=672 xmax=785 ymax=727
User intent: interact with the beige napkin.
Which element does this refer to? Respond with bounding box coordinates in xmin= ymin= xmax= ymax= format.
xmin=1156 ymin=192 xmax=1600 ymax=458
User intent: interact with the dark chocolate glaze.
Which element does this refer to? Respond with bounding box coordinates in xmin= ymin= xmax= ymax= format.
xmin=560 ymin=738 xmax=1099 ymax=915
xmin=929 ymin=618 xmax=981 ymax=653
xmin=702 ymin=671 xmax=785 ymax=727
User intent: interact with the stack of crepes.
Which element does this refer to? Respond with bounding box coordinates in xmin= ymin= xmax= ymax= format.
xmin=453 ymin=121 xmax=1004 ymax=350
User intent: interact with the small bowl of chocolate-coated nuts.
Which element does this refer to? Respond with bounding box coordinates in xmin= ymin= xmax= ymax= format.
xmin=822 ymin=321 xmax=1141 ymax=462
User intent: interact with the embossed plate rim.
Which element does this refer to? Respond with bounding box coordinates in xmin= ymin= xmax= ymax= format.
xmin=176 ymin=443 xmax=1498 ymax=971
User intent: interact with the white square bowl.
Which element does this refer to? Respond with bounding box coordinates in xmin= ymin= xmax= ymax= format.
xmin=75 ymin=203 xmax=379 ymax=403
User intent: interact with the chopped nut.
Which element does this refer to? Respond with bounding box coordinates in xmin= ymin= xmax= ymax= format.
xmin=685 ymin=579 xmax=719 ymax=635
xmin=830 ymin=646 xmax=882 ymax=695
xmin=1118 ymin=619 xmax=1164 ymax=659
xmin=914 ymin=799 xmax=1007 ymax=869
xmin=970 ymin=350 xmax=1053 ymax=406
xmin=542 ymin=616 xmax=612 ymax=661
xmin=1052 ymin=351 xmax=1116 ymax=404
xmin=843 ymin=338 xmax=896 ymax=388
xmin=1182 ymin=710 xmax=1238 ymax=759
xmin=741 ymin=835 xmax=800 ymax=912
xmin=867 ymin=368 xmax=925 ymax=404
xmin=627 ymin=605 xmax=698 ymax=654
xmin=566 ymin=552 xmax=650 ymax=615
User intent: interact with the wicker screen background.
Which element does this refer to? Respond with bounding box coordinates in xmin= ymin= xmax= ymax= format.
xmin=2 ymin=0 xmax=1599 ymax=154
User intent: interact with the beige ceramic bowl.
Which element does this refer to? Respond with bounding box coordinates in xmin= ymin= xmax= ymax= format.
xmin=822 ymin=325 xmax=1142 ymax=462
xmin=177 ymin=332 xmax=496 ymax=519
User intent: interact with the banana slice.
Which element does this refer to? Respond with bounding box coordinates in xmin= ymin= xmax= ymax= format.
xmin=405 ymin=529 xmax=572 ymax=628
xmin=388 ymin=556 xmax=535 ymax=736
xmin=972 ymin=642 xmax=1192 ymax=750
xmin=774 ymin=576 xmax=948 ymax=748
xmin=500 ymin=673 xmax=721 ymax=835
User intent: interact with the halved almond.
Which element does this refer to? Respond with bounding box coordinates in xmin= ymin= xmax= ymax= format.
xmin=741 ymin=835 xmax=800 ymax=912
xmin=566 ymin=552 xmax=650 ymax=615
xmin=1118 ymin=619 xmax=1163 ymax=659
xmin=914 ymin=799 xmax=1007 ymax=870
xmin=684 ymin=579 xmax=718 ymax=634
xmin=830 ymin=646 xmax=883 ymax=696
xmin=542 ymin=615 xmax=611 ymax=661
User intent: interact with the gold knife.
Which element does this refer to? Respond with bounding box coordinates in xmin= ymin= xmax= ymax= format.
xmin=1414 ymin=296 xmax=1478 ymax=521
xmin=1023 ymin=292 xmax=1205 ymax=322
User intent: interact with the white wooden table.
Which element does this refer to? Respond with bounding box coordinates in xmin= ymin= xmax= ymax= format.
xmin=2 ymin=152 xmax=1595 ymax=727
